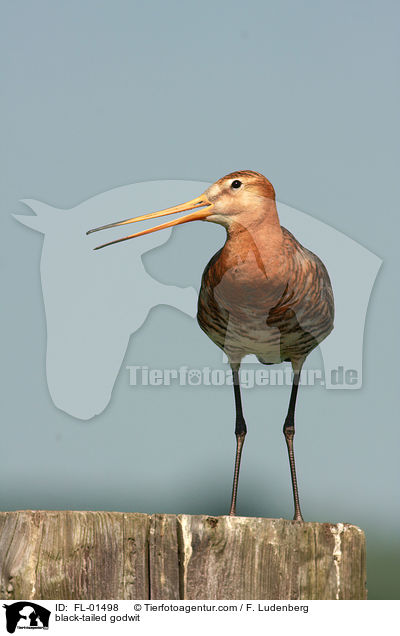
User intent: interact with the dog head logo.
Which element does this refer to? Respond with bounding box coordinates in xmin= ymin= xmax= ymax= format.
xmin=2 ymin=602 xmax=50 ymax=633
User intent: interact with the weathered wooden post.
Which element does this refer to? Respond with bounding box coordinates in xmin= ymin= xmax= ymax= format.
xmin=0 ymin=511 xmax=366 ymax=600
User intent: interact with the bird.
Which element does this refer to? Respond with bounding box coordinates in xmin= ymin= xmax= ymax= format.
xmin=87 ymin=170 xmax=334 ymax=521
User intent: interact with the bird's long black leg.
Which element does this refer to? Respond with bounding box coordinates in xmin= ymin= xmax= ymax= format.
xmin=229 ymin=365 xmax=247 ymax=516
xmin=284 ymin=365 xmax=304 ymax=521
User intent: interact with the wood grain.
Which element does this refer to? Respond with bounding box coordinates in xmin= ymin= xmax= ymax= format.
xmin=0 ymin=512 xmax=366 ymax=600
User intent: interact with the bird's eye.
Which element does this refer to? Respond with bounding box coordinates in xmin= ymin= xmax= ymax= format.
xmin=231 ymin=179 xmax=242 ymax=189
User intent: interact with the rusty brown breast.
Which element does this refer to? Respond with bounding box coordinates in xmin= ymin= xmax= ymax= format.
xmin=197 ymin=199 xmax=334 ymax=368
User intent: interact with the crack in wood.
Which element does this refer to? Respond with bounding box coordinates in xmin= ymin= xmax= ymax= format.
xmin=0 ymin=512 xmax=367 ymax=600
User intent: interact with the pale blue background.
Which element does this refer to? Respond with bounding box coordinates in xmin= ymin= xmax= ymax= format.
xmin=1 ymin=0 xmax=399 ymax=598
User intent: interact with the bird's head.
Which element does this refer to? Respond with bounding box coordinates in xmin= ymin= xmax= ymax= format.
xmin=87 ymin=170 xmax=277 ymax=249
xmin=204 ymin=170 xmax=276 ymax=226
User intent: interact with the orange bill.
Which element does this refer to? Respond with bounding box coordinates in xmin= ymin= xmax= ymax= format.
xmin=86 ymin=195 xmax=213 ymax=250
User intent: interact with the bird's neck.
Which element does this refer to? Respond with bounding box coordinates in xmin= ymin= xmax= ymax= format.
xmin=225 ymin=198 xmax=283 ymax=252
xmin=216 ymin=199 xmax=286 ymax=301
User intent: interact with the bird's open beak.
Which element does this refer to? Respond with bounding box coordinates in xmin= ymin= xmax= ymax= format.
xmin=86 ymin=195 xmax=214 ymax=250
